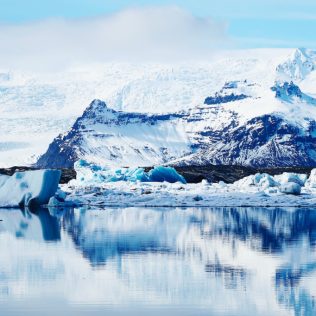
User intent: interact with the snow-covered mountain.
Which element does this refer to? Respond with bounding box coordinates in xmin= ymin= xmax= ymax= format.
xmin=36 ymin=99 xmax=239 ymax=168
xmin=35 ymin=48 xmax=316 ymax=168
xmin=36 ymin=100 xmax=316 ymax=168
xmin=2 ymin=48 xmax=316 ymax=168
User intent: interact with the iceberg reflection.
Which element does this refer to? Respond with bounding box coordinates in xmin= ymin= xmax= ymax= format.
xmin=0 ymin=206 xmax=315 ymax=315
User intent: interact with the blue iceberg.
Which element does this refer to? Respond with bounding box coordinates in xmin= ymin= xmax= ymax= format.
xmin=148 ymin=166 xmax=186 ymax=184
xmin=73 ymin=160 xmax=186 ymax=185
xmin=0 ymin=170 xmax=61 ymax=207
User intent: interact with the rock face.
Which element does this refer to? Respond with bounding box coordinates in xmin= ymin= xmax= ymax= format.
xmin=178 ymin=115 xmax=316 ymax=167
xmin=204 ymin=80 xmax=250 ymax=105
xmin=271 ymin=81 xmax=316 ymax=104
xmin=204 ymin=93 xmax=249 ymax=105
xmin=272 ymin=81 xmax=303 ymax=98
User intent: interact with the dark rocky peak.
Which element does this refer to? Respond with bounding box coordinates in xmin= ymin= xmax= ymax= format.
xmin=271 ymin=81 xmax=302 ymax=98
xmin=204 ymin=80 xmax=251 ymax=105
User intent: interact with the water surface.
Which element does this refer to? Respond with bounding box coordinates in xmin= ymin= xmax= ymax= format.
xmin=0 ymin=206 xmax=315 ymax=315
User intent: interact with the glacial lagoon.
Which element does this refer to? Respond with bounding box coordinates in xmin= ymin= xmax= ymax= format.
xmin=0 ymin=206 xmax=315 ymax=316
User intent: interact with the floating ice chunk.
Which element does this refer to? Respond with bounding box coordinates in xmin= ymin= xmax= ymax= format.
xmin=0 ymin=175 xmax=10 ymax=189
xmin=0 ymin=170 xmax=61 ymax=207
xmin=305 ymin=169 xmax=316 ymax=188
xmin=280 ymin=182 xmax=301 ymax=195
xmin=274 ymin=172 xmax=307 ymax=186
xmin=73 ymin=160 xmax=148 ymax=184
xmin=72 ymin=160 xmax=186 ymax=185
xmin=147 ymin=166 xmax=186 ymax=184
xmin=54 ymin=188 xmax=67 ymax=202
xmin=217 ymin=181 xmax=227 ymax=188
xmin=112 ymin=167 xmax=149 ymax=182
xmin=74 ymin=159 xmax=106 ymax=183
xmin=235 ymin=173 xmax=278 ymax=190
xmin=235 ymin=172 xmax=307 ymax=195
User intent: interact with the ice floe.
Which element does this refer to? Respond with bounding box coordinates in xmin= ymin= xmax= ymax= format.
xmin=53 ymin=163 xmax=316 ymax=207
xmin=305 ymin=169 xmax=316 ymax=188
xmin=2 ymin=162 xmax=316 ymax=208
xmin=0 ymin=170 xmax=61 ymax=207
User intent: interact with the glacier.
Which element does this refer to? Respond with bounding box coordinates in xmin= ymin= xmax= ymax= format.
xmin=0 ymin=169 xmax=61 ymax=207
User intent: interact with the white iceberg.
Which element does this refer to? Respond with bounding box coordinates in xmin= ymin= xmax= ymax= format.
xmin=274 ymin=172 xmax=307 ymax=186
xmin=305 ymin=169 xmax=316 ymax=188
xmin=0 ymin=170 xmax=61 ymax=207
xmin=280 ymin=182 xmax=302 ymax=195
xmin=234 ymin=173 xmax=278 ymax=190
xmin=232 ymin=172 xmax=307 ymax=196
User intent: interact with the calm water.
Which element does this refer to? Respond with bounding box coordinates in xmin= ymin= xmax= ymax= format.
xmin=0 ymin=206 xmax=316 ymax=316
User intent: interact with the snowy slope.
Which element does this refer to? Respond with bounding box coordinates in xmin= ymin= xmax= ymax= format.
xmin=3 ymin=48 xmax=316 ymax=167
xmin=36 ymin=99 xmax=238 ymax=168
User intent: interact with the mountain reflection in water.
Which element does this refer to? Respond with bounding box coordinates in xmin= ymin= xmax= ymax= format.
xmin=0 ymin=206 xmax=315 ymax=316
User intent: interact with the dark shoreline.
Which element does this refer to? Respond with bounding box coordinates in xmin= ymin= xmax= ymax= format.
xmin=0 ymin=167 xmax=76 ymax=184
xmin=0 ymin=165 xmax=314 ymax=184
xmin=172 ymin=165 xmax=314 ymax=184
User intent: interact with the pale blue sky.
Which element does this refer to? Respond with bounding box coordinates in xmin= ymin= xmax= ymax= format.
xmin=1 ymin=0 xmax=315 ymax=48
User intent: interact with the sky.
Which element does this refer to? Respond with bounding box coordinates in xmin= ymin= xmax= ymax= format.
xmin=0 ymin=0 xmax=315 ymax=70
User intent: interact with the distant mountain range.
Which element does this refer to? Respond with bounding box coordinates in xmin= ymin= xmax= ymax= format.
xmin=2 ymin=48 xmax=316 ymax=168
xmin=37 ymin=48 xmax=316 ymax=168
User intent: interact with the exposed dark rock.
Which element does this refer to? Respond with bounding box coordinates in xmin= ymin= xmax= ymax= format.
xmin=204 ymin=93 xmax=249 ymax=105
xmin=178 ymin=114 xmax=316 ymax=168
xmin=145 ymin=165 xmax=313 ymax=184
xmin=271 ymin=81 xmax=302 ymax=98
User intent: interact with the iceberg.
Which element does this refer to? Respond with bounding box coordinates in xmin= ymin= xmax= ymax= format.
xmin=72 ymin=160 xmax=186 ymax=185
xmin=147 ymin=166 xmax=186 ymax=184
xmin=234 ymin=173 xmax=278 ymax=190
xmin=280 ymin=182 xmax=302 ymax=195
xmin=0 ymin=170 xmax=61 ymax=207
xmin=233 ymin=172 xmax=306 ymax=195
xmin=305 ymin=169 xmax=316 ymax=188
xmin=274 ymin=172 xmax=307 ymax=187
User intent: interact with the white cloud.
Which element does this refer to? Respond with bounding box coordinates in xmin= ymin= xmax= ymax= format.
xmin=0 ymin=6 xmax=229 ymax=71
